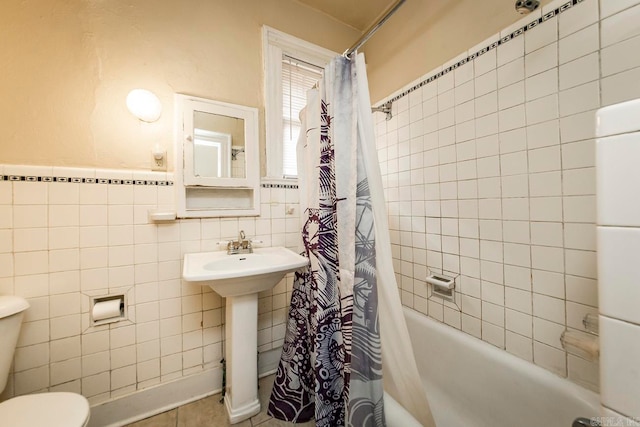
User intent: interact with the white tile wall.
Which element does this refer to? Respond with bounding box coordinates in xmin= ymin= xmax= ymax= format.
xmin=373 ymin=0 xmax=640 ymax=392
xmin=0 ymin=167 xmax=299 ymax=404
xmin=600 ymin=316 xmax=640 ymax=418
xmin=596 ymin=132 xmax=640 ymax=226
xmin=597 ymin=98 xmax=640 ymax=419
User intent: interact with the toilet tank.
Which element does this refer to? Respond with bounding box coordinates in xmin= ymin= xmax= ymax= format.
xmin=0 ymin=296 xmax=30 ymax=393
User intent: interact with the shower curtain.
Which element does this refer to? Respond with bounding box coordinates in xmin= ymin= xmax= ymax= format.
xmin=268 ymin=53 xmax=435 ymax=427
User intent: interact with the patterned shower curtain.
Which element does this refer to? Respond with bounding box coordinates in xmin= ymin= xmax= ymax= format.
xmin=268 ymin=54 xmax=435 ymax=427
xmin=267 ymin=54 xmax=383 ymax=427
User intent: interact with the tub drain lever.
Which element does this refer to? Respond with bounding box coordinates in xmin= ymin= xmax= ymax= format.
xmin=572 ymin=417 xmax=601 ymax=427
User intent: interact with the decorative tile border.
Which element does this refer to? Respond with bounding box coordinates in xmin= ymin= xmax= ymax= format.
xmin=261 ymin=182 xmax=298 ymax=189
xmin=0 ymin=174 xmax=301 ymax=189
xmin=375 ymin=0 xmax=585 ymax=109
xmin=0 ymin=174 xmax=173 ymax=186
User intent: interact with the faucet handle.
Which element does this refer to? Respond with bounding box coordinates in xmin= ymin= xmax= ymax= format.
xmin=247 ymin=238 xmax=263 ymax=251
xmin=242 ymin=237 xmax=263 ymax=248
xmin=217 ymin=240 xmax=234 ymax=250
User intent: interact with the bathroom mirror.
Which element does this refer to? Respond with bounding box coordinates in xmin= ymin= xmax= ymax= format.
xmin=174 ymin=94 xmax=260 ymax=217
xmin=192 ymin=111 xmax=245 ymax=179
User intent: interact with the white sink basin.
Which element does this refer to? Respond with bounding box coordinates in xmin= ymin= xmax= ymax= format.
xmin=182 ymin=246 xmax=307 ymax=297
xmin=182 ymin=246 xmax=308 ymax=424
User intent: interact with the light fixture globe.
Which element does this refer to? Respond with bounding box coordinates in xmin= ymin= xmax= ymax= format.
xmin=126 ymin=89 xmax=162 ymax=122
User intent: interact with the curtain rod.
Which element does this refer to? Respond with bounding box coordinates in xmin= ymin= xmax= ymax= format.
xmin=343 ymin=0 xmax=407 ymax=57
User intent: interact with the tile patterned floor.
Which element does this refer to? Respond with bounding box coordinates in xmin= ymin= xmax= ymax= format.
xmin=125 ymin=375 xmax=314 ymax=427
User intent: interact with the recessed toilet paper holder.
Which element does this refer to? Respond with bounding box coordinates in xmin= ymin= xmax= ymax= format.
xmin=91 ymin=295 xmax=126 ymax=326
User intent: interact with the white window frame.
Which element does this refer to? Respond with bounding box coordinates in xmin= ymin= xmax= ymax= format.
xmin=262 ymin=26 xmax=337 ymax=180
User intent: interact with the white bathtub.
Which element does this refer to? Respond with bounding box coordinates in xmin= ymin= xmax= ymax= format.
xmin=388 ymin=307 xmax=600 ymax=427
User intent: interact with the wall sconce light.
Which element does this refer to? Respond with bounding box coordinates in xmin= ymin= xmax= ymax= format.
xmin=126 ymin=89 xmax=162 ymax=122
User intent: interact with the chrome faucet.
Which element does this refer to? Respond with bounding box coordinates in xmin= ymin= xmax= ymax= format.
xmin=227 ymin=230 xmax=252 ymax=254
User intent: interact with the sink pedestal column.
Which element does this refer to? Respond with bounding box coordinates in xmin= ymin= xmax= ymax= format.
xmin=224 ymin=293 xmax=261 ymax=424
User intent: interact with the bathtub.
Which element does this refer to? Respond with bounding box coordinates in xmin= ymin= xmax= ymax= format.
xmin=385 ymin=308 xmax=600 ymax=427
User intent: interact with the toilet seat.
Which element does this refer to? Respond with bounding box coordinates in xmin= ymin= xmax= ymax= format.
xmin=0 ymin=392 xmax=90 ymax=427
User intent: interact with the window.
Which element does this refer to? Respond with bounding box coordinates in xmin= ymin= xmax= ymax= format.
xmin=263 ymin=27 xmax=336 ymax=179
xmin=281 ymin=56 xmax=323 ymax=177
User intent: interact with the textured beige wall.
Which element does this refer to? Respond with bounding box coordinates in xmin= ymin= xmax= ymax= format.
xmin=0 ymin=0 xmax=358 ymax=170
xmin=363 ymin=0 xmax=553 ymax=103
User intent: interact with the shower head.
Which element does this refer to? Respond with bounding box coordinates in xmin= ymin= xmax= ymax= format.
xmin=515 ymin=0 xmax=540 ymax=14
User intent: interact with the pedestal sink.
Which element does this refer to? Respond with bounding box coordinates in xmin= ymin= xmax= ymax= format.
xmin=182 ymin=247 xmax=307 ymax=424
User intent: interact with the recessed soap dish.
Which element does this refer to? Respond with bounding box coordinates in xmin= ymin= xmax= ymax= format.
xmin=426 ymin=274 xmax=455 ymax=289
xmin=426 ymin=273 xmax=455 ymax=301
xmin=148 ymin=210 xmax=177 ymax=222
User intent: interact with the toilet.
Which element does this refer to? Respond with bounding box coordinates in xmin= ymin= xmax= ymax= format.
xmin=0 ymin=296 xmax=90 ymax=426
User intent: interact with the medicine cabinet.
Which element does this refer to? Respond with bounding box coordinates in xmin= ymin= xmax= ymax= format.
xmin=174 ymin=94 xmax=260 ymax=217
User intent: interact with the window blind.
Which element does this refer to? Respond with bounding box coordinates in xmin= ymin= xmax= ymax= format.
xmin=281 ymin=55 xmax=322 ymax=177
